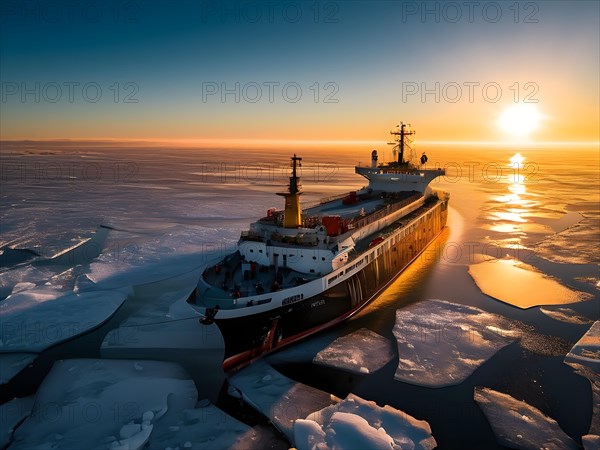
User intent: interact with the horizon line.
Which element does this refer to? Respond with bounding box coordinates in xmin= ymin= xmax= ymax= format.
xmin=1 ymin=138 xmax=598 ymax=148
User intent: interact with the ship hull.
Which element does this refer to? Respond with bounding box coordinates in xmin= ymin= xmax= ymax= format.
xmin=215 ymin=198 xmax=448 ymax=371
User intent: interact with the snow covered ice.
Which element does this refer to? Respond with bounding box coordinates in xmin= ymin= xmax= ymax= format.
xmin=294 ymin=393 xmax=437 ymax=450
xmin=564 ymin=321 xmax=600 ymax=441
xmin=393 ymin=299 xmax=517 ymax=387
xmin=228 ymin=359 xmax=338 ymax=442
xmin=0 ymin=353 xmax=36 ymax=384
xmin=313 ymin=328 xmax=395 ymax=374
xmin=8 ymin=359 xmax=197 ymax=450
xmin=565 ymin=321 xmax=600 ymax=372
xmin=540 ymin=307 xmax=594 ymax=325
xmin=474 ymin=386 xmax=578 ymax=450
xmin=0 ymin=288 xmax=126 ymax=352
xmin=0 ymin=396 xmax=34 ymax=448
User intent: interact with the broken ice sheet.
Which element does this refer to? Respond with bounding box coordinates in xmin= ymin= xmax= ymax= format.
xmin=228 ymin=359 xmax=337 ymax=443
xmin=9 ymin=359 xmax=197 ymax=450
xmin=0 ymin=396 xmax=34 ymax=448
xmin=0 ymin=353 xmax=36 ymax=384
xmin=313 ymin=328 xmax=395 ymax=374
xmin=0 ymin=288 xmax=126 ymax=352
xmin=468 ymin=259 xmax=591 ymax=309
xmin=294 ymin=393 xmax=436 ymax=450
xmin=393 ymin=299 xmax=517 ymax=388
xmin=474 ymin=386 xmax=578 ymax=450
xmin=564 ymin=322 xmax=600 ymax=436
xmin=540 ymin=307 xmax=594 ymax=325
xmin=565 ymin=321 xmax=600 ymax=372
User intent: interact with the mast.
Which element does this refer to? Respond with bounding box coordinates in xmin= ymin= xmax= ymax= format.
xmin=389 ymin=122 xmax=416 ymax=165
xmin=277 ymin=154 xmax=303 ymax=228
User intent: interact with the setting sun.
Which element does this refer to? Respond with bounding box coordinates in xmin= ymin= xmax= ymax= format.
xmin=497 ymin=104 xmax=543 ymax=140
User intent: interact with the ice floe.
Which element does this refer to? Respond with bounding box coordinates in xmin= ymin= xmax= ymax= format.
xmin=0 ymin=396 xmax=34 ymax=448
xmin=564 ymin=322 xmax=600 ymax=436
xmin=313 ymin=328 xmax=395 ymax=374
xmin=540 ymin=307 xmax=594 ymax=325
xmin=565 ymin=321 xmax=600 ymax=371
xmin=393 ymin=299 xmax=516 ymax=387
xmin=9 ymin=359 xmax=197 ymax=450
xmin=535 ymin=216 xmax=600 ymax=265
xmin=294 ymin=393 xmax=437 ymax=450
xmin=474 ymin=386 xmax=578 ymax=450
xmin=0 ymin=353 xmax=36 ymax=384
xmin=469 ymin=259 xmax=591 ymax=308
xmin=583 ymin=434 xmax=600 ymax=450
xmin=0 ymin=288 xmax=126 ymax=352
xmin=228 ymin=359 xmax=337 ymax=442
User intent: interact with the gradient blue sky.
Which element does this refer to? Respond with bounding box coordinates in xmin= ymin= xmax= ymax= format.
xmin=1 ymin=0 xmax=598 ymax=142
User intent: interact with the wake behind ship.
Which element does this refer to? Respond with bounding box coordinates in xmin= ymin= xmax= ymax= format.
xmin=189 ymin=123 xmax=449 ymax=370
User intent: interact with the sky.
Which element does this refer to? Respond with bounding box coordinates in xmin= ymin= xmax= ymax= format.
xmin=0 ymin=0 xmax=599 ymax=144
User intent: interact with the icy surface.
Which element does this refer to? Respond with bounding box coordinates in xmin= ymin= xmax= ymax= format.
xmin=228 ymin=359 xmax=337 ymax=442
xmin=0 ymin=396 xmax=34 ymax=448
xmin=294 ymin=393 xmax=437 ymax=450
xmin=583 ymin=434 xmax=600 ymax=450
xmin=0 ymin=353 xmax=36 ymax=384
xmin=0 ymin=288 xmax=126 ymax=352
xmin=565 ymin=321 xmax=600 ymax=371
xmin=9 ymin=359 xmax=197 ymax=450
xmin=564 ymin=322 xmax=600 ymax=435
xmin=540 ymin=307 xmax=594 ymax=325
xmin=535 ymin=215 xmax=600 ymax=265
xmin=147 ymin=401 xmax=262 ymax=450
xmin=393 ymin=299 xmax=517 ymax=387
xmin=313 ymin=328 xmax=395 ymax=374
xmin=474 ymin=387 xmax=578 ymax=450
xmin=469 ymin=259 xmax=591 ymax=308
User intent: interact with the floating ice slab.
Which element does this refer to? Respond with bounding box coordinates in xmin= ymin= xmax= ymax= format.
xmin=474 ymin=387 xmax=578 ymax=450
xmin=294 ymin=393 xmax=437 ymax=450
xmin=147 ymin=401 xmax=261 ymax=450
xmin=583 ymin=434 xmax=600 ymax=450
xmin=468 ymin=259 xmax=591 ymax=308
xmin=9 ymin=359 xmax=197 ymax=450
xmin=564 ymin=322 xmax=600 ymax=436
xmin=540 ymin=307 xmax=593 ymax=325
xmin=0 ymin=396 xmax=34 ymax=448
xmin=313 ymin=328 xmax=395 ymax=374
xmin=228 ymin=359 xmax=337 ymax=442
xmin=393 ymin=299 xmax=516 ymax=388
xmin=0 ymin=288 xmax=126 ymax=352
xmin=0 ymin=353 xmax=36 ymax=384
xmin=565 ymin=321 xmax=600 ymax=372
xmin=535 ymin=216 xmax=600 ymax=265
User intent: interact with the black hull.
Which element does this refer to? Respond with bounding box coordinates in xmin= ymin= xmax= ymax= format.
xmin=215 ymin=200 xmax=448 ymax=371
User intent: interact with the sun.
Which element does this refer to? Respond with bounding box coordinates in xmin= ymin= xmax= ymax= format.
xmin=497 ymin=104 xmax=543 ymax=140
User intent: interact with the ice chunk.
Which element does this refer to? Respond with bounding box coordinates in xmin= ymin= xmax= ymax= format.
xmin=0 ymin=396 xmax=34 ymax=448
xmin=0 ymin=289 xmax=126 ymax=352
xmin=583 ymin=434 xmax=600 ymax=450
xmin=564 ymin=322 xmax=600 ymax=436
xmin=146 ymin=402 xmax=260 ymax=450
xmin=469 ymin=259 xmax=591 ymax=308
xmin=393 ymin=299 xmax=516 ymax=387
xmin=10 ymin=359 xmax=197 ymax=450
xmin=535 ymin=216 xmax=600 ymax=265
xmin=228 ymin=359 xmax=336 ymax=442
xmin=540 ymin=307 xmax=593 ymax=325
xmin=313 ymin=328 xmax=395 ymax=375
xmin=565 ymin=321 xmax=600 ymax=372
xmin=474 ymin=387 xmax=578 ymax=450
xmin=0 ymin=353 xmax=36 ymax=384
xmin=295 ymin=393 xmax=436 ymax=450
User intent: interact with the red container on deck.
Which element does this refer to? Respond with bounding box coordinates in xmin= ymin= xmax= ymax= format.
xmin=342 ymin=191 xmax=358 ymax=205
xmin=322 ymin=215 xmax=342 ymax=236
